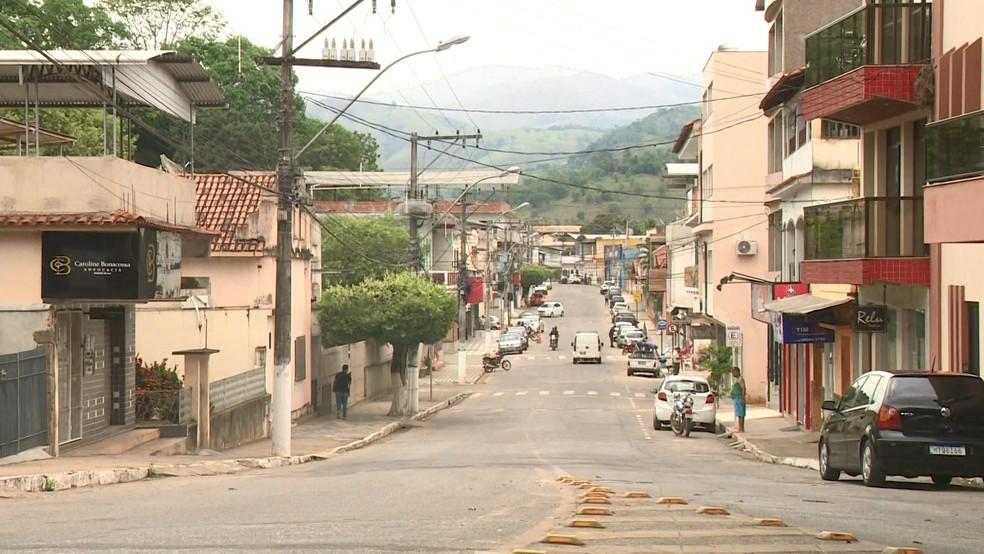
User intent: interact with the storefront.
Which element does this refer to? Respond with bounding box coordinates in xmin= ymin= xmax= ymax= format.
xmin=854 ymin=283 xmax=928 ymax=374
xmin=40 ymin=227 xmax=182 ymax=448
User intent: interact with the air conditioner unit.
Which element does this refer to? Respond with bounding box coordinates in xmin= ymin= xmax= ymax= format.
xmin=736 ymin=240 xmax=758 ymax=256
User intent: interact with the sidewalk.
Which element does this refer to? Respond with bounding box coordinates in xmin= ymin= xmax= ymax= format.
xmin=715 ymin=399 xmax=820 ymax=470
xmin=0 ymin=383 xmax=475 ymax=495
xmin=430 ymin=332 xmax=498 ymax=385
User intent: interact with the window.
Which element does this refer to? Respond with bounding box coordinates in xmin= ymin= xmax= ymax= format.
xmin=786 ymin=106 xmax=797 ymax=156
xmin=839 ymin=376 xmax=867 ymax=410
xmin=967 ymin=302 xmax=980 ymax=376
xmin=784 ymin=104 xmax=809 ymax=157
xmin=857 ymin=375 xmax=882 ymax=407
xmin=768 ymin=10 xmax=784 ymax=76
xmin=254 ymin=347 xmax=267 ymax=370
xmin=821 ymin=120 xmax=860 ymax=139
xmin=294 ymin=336 xmax=307 ymax=382
xmin=879 ymin=0 xmax=903 ymax=65
xmin=701 ymin=165 xmax=714 ymax=199
xmin=768 ymin=114 xmax=784 ymax=173
xmin=702 ymin=83 xmax=714 ymax=119
xmin=768 ymin=211 xmax=783 ymax=272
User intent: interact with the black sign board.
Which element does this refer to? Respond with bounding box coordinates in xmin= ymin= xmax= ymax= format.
xmin=41 ymin=230 xmax=160 ymax=301
xmin=854 ymin=305 xmax=888 ymax=332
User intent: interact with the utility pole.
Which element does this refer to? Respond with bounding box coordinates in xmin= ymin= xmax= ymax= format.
xmin=267 ymin=1 xmax=380 ymax=456
xmin=459 ymin=192 xmax=469 ymax=340
xmin=272 ymin=0 xmax=295 ymax=458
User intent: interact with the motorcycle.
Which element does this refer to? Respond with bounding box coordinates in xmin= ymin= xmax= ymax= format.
xmin=669 ymin=392 xmax=694 ymax=437
xmin=482 ymin=353 xmax=512 ymax=373
xmin=549 ymin=334 xmax=558 ymax=350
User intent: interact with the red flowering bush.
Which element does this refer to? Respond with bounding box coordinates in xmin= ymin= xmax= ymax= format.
xmin=135 ymin=357 xmax=183 ymax=422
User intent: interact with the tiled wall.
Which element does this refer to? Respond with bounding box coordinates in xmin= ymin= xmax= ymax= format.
xmin=801 ymin=258 xmax=930 ymax=287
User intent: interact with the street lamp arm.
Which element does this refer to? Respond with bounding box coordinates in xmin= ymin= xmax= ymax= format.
xmin=297 ymin=47 xmax=440 ymax=160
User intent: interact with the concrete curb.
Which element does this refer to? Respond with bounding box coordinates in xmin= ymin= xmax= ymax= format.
xmin=1 ymin=392 xmax=471 ymax=494
xmin=716 ymin=418 xmax=820 ymax=472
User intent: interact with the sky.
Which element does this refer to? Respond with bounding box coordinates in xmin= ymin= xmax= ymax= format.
xmin=207 ymin=0 xmax=768 ymax=98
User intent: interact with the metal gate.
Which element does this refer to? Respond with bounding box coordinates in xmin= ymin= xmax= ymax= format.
xmin=0 ymin=347 xmax=49 ymax=458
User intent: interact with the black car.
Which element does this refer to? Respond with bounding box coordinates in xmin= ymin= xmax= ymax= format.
xmin=818 ymin=371 xmax=984 ymax=487
xmin=613 ymin=312 xmax=638 ymax=326
xmin=608 ymin=295 xmax=625 ymax=307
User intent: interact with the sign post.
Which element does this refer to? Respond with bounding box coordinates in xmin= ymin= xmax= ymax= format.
xmin=657 ymin=318 xmax=668 ymax=355
xmin=726 ymin=325 xmax=742 ymax=373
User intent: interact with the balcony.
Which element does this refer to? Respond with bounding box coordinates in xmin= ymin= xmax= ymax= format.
xmin=801 ymin=1 xmax=932 ymax=126
xmin=928 ymin=110 xmax=984 ymax=183
xmin=801 ymin=196 xmax=928 ymax=287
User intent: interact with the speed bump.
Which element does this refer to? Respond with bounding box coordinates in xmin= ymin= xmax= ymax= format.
xmin=580 ymin=491 xmax=610 ymax=498
xmin=577 ymin=507 xmax=613 ymax=516
xmin=624 ymin=491 xmax=651 ymax=498
xmin=656 ymin=496 xmax=688 ymax=505
xmin=696 ymin=506 xmax=730 ymax=515
xmin=513 ymin=550 xmax=547 ymax=554
xmin=751 ymin=518 xmax=786 ymax=527
xmin=589 ymin=486 xmax=613 ymax=493
xmin=817 ymin=531 xmax=857 ymax=543
xmin=578 ymin=483 xmax=597 ymax=489
xmin=557 ymin=476 xmax=573 ymax=483
xmin=882 ymin=548 xmax=923 ymax=554
xmin=581 ymin=497 xmax=611 ymax=504
xmin=541 ymin=534 xmax=585 ymax=546
xmin=568 ymin=519 xmax=605 ymax=529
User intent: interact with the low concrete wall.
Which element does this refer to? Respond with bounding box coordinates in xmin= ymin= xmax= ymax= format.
xmin=209 ymin=394 xmax=270 ymax=451
xmin=317 ymin=340 xmax=393 ymax=413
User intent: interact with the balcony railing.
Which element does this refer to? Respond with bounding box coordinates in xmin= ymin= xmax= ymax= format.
xmin=928 ymin=111 xmax=984 ymax=182
xmin=805 ymin=1 xmax=932 ymax=88
xmin=804 ymin=196 xmax=927 ymax=260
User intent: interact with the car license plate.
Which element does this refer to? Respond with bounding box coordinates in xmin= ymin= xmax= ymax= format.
xmin=929 ymin=445 xmax=966 ymax=456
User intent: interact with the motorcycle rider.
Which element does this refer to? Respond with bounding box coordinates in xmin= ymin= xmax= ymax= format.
xmin=549 ymin=326 xmax=559 ymax=345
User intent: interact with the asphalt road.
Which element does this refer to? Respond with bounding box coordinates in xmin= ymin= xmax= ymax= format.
xmin=2 ymin=284 xmax=983 ymax=553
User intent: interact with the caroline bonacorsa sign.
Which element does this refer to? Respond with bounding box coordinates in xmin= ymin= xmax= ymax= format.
xmin=854 ymin=305 xmax=888 ymax=332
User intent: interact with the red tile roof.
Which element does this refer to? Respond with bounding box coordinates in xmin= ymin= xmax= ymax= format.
xmin=194 ymin=173 xmax=274 ymax=253
xmin=0 ymin=210 xmax=211 ymax=234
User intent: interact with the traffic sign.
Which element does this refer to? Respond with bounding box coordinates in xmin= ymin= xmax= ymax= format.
xmin=668 ymin=323 xmax=678 ymax=334
xmin=657 ymin=319 xmax=668 ymax=331
xmin=726 ymin=325 xmax=742 ymax=347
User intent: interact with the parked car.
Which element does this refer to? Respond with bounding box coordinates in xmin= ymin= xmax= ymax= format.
xmin=537 ymin=301 xmax=565 ymax=318
xmin=627 ymin=349 xmax=660 ymax=377
xmin=568 ymin=273 xmax=582 ymax=284
xmin=653 ymin=375 xmax=716 ymax=431
xmin=505 ymin=326 xmax=530 ymax=350
xmin=518 ymin=314 xmax=544 ymax=333
xmin=543 ymin=280 xmax=553 ymax=290
xmin=572 ymin=331 xmax=602 ymax=364
xmin=606 ymin=288 xmax=622 ymax=301
xmin=487 ymin=315 xmax=501 ymax=330
xmin=533 ymin=284 xmax=548 ymax=296
xmin=496 ymin=333 xmax=524 ymax=355
xmin=613 ymin=312 xmax=639 ymax=326
xmin=529 ymin=292 xmax=546 ymax=306
xmin=617 ymin=329 xmax=645 ymax=349
xmin=610 ymin=302 xmax=628 ymax=316
xmin=818 ymin=371 xmax=984 ymax=488
xmin=600 ymin=282 xmax=611 ymax=295
xmin=608 ymin=295 xmax=626 ymax=307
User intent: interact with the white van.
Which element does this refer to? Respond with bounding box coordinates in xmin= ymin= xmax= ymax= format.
xmin=572 ymin=332 xmax=602 ymax=364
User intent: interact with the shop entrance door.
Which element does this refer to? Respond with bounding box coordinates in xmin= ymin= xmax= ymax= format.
xmin=55 ymin=311 xmax=83 ymax=444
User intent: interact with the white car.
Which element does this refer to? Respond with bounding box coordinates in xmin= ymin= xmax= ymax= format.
xmin=627 ymin=350 xmax=660 ymax=377
xmin=543 ymin=280 xmax=553 ymax=290
xmin=537 ymin=301 xmax=565 ymax=317
xmin=517 ymin=315 xmax=543 ymax=334
xmin=568 ymin=274 xmax=582 ymax=284
xmin=572 ymin=331 xmax=602 ymax=364
xmin=610 ymin=302 xmax=628 ymax=316
xmin=652 ymin=375 xmax=717 ymax=431
xmin=496 ymin=333 xmax=524 ymax=355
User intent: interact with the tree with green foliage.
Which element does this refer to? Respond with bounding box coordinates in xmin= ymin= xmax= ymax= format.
xmin=318 ymin=273 xmax=457 ymax=416
xmin=582 ymin=212 xmax=625 ymax=235
xmin=520 ymin=265 xmax=556 ymax=297
xmin=698 ymin=344 xmax=734 ymax=393
xmin=321 ymin=215 xmax=410 ymax=286
xmin=134 ymin=35 xmax=380 ymax=172
xmin=101 ymin=0 xmax=223 ymax=49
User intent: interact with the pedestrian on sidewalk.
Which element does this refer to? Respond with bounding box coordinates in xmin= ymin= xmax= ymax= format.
xmin=730 ymin=366 xmax=746 ymax=432
xmin=333 ymin=365 xmax=352 ymax=419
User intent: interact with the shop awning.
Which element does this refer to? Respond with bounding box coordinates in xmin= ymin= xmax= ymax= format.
xmin=763 ymin=294 xmax=851 ymax=315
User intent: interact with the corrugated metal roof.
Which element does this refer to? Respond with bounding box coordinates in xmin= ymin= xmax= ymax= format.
xmin=0 ymin=117 xmax=75 ymax=147
xmin=306 ymin=169 xmax=522 ymax=188
xmin=0 ymin=50 xmax=225 ymax=121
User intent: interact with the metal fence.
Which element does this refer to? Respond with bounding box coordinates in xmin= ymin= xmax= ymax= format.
xmin=209 ymin=367 xmax=266 ymax=413
xmin=178 ymin=388 xmax=193 ymax=424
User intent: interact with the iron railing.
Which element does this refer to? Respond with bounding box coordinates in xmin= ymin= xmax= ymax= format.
xmin=804 ymin=196 xmax=927 ymax=260
xmin=805 ymin=1 xmax=932 ymax=88
xmin=928 ymin=110 xmax=984 ymax=182
xmin=209 ymin=367 xmax=267 ymax=413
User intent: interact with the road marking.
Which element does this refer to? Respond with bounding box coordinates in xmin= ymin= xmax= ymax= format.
xmin=539 ymin=390 xmax=550 ymax=396
xmin=610 ymin=392 xmax=621 ymax=397
xmin=587 ymin=391 xmax=598 ymax=396
xmin=563 ymin=390 xmax=575 ymax=395
xmin=492 ymin=408 xmax=505 ymax=413
xmin=493 ymin=392 xmax=504 ymax=397
xmin=557 ymin=355 xmax=567 ymax=359
xmin=605 ymin=355 xmax=615 ymax=360
xmin=527 ymin=356 xmax=536 ymax=360
xmin=516 ymin=391 xmax=528 ymax=396
xmin=635 ymin=393 xmax=646 ymax=398
xmin=630 ymin=398 xmax=637 ymax=409
xmin=471 ymin=392 xmax=482 ymax=398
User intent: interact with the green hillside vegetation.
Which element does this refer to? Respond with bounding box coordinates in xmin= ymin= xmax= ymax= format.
xmin=503 ymin=105 xmax=700 ymax=230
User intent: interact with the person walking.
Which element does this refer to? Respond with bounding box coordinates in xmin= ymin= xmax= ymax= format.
xmin=333 ymin=364 xmax=352 ymax=419
xmin=730 ymin=366 xmax=746 ymax=432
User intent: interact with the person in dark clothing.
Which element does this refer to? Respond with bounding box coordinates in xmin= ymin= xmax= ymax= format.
xmin=608 ymin=325 xmax=617 ymax=347
xmin=333 ymin=364 xmax=352 ymax=419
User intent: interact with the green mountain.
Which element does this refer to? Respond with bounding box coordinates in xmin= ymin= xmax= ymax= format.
xmin=501 ymin=105 xmax=700 ymax=229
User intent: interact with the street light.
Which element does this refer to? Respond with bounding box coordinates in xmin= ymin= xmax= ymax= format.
xmin=297 ymin=34 xmax=471 ymax=160
xmin=432 ymin=166 xmax=522 ymax=226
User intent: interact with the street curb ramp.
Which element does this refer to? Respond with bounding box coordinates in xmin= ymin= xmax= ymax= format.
xmin=1 ymin=393 xmax=471 ymax=494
